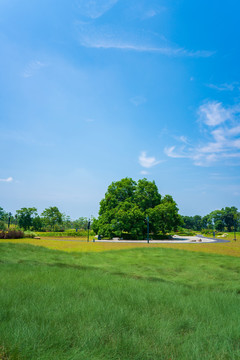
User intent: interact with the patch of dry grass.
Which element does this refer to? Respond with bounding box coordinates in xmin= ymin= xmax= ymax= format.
xmin=1 ymin=235 xmax=240 ymax=257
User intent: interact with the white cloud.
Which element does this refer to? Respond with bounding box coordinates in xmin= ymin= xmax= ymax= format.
xmin=22 ymin=60 xmax=46 ymax=78
xmin=77 ymin=24 xmax=214 ymax=58
xmin=198 ymin=101 xmax=233 ymax=126
xmin=76 ymin=0 xmax=119 ymax=19
xmin=0 ymin=177 xmax=13 ymax=182
xmin=164 ymin=146 xmax=188 ymax=159
xmin=140 ymin=170 xmax=149 ymax=175
xmin=79 ymin=38 xmax=214 ymax=57
xmin=207 ymin=83 xmax=238 ymax=91
xmin=165 ymin=101 xmax=240 ymax=166
xmin=175 ymin=135 xmax=189 ymax=144
xmin=139 ymin=151 xmax=162 ymax=168
xmin=228 ymin=125 xmax=240 ymax=136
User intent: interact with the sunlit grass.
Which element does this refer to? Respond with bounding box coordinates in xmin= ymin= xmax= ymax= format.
xmin=1 ymin=234 xmax=240 ymax=257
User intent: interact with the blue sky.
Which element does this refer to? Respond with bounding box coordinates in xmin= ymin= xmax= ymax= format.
xmin=0 ymin=0 xmax=240 ymax=218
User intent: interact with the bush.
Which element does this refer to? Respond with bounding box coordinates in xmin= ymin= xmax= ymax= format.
xmin=201 ymin=229 xmax=214 ymax=235
xmin=24 ymin=231 xmax=38 ymax=238
xmin=35 ymin=230 xmax=95 ymax=237
xmin=0 ymin=230 xmax=24 ymax=239
xmin=177 ymin=231 xmax=195 ymax=236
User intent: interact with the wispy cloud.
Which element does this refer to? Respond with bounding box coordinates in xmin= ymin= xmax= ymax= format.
xmin=174 ymin=135 xmax=189 ymax=144
xmin=76 ymin=0 xmax=119 ymax=19
xmin=207 ymin=82 xmax=239 ymax=92
xmin=78 ymin=37 xmax=214 ymax=58
xmin=0 ymin=177 xmax=13 ymax=182
xmin=198 ymin=101 xmax=235 ymax=126
xmin=164 ymin=146 xmax=189 ymax=159
xmin=22 ymin=60 xmax=46 ymax=78
xmin=130 ymin=96 xmax=146 ymax=106
xmin=165 ymin=101 xmax=240 ymax=166
xmin=76 ymin=23 xmax=214 ymax=58
xmin=139 ymin=151 xmax=162 ymax=168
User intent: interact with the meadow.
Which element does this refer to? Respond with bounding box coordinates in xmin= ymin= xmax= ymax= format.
xmin=1 ymin=231 xmax=240 ymax=257
xmin=0 ymin=237 xmax=240 ymax=359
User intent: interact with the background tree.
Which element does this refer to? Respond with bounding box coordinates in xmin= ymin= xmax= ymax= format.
xmin=41 ymin=206 xmax=63 ymax=230
xmin=222 ymin=207 xmax=238 ymax=232
xmin=0 ymin=207 xmax=8 ymax=230
xmin=209 ymin=210 xmax=224 ymax=231
xmin=180 ymin=207 xmax=240 ymax=232
xmin=62 ymin=214 xmax=72 ymax=230
xmin=181 ymin=216 xmax=195 ymax=230
xmin=16 ymin=207 xmax=38 ymax=230
xmin=72 ymin=217 xmax=90 ymax=230
xmin=32 ymin=216 xmax=43 ymax=231
xmin=0 ymin=207 xmax=8 ymax=222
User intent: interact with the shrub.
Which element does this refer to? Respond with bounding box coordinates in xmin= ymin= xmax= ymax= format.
xmin=24 ymin=231 xmax=38 ymax=238
xmin=0 ymin=229 xmax=24 ymax=239
xmin=35 ymin=230 xmax=95 ymax=237
xmin=177 ymin=231 xmax=195 ymax=236
xmin=201 ymin=229 xmax=214 ymax=235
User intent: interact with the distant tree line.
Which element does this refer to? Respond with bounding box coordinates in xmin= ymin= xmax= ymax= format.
xmin=181 ymin=207 xmax=240 ymax=232
xmin=0 ymin=206 xmax=92 ymax=232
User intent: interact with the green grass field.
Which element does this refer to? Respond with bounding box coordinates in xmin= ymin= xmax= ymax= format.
xmin=0 ymin=242 xmax=240 ymax=359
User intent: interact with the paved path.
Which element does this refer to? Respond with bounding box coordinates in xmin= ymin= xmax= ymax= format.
xmin=95 ymin=235 xmax=230 ymax=244
xmin=36 ymin=235 xmax=230 ymax=244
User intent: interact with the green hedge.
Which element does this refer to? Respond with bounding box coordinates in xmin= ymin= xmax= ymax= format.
xmin=35 ymin=230 xmax=95 ymax=237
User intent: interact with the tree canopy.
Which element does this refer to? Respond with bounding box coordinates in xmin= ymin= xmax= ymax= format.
xmin=92 ymin=178 xmax=181 ymax=239
xmin=16 ymin=207 xmax=38 ymax=230
xmin=181 ymin=206 xmax=240 ymax=232
xmin=41 ymin=206 xmax=63 ymax=230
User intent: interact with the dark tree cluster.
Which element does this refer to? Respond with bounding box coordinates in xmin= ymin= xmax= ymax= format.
xmin=0 ymin=205 xmax=93 ymax=233
xmin=181 ymin=207 xmax=240 ymax=232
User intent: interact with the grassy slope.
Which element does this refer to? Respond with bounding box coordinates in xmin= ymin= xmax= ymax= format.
xmin=0 ymin=243 xmax=240 ymax=360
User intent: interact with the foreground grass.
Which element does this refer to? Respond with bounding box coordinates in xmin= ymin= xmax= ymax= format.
xmin=0 ymin=243 xmax=240 ymax=359
xmin=1 ymin=233 xmax=240 ymax=257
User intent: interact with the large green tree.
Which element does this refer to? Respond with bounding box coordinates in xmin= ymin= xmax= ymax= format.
xmin=93 ymin=178 xmax=181 ymax=239
xmin=148 ymin=196 xmax=181 ymax=234
xmin=16 ymin=207 xmax=38 ymax=230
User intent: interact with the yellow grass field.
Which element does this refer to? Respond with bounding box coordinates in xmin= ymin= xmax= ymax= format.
xmin=1 ymin=235 xmax=240 ymax=257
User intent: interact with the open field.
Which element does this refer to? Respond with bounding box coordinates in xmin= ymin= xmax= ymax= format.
xmin=0 ymin=242 xmax=240 ymax=359
xmin=1 ymin=232 xmax=240 ymax=257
